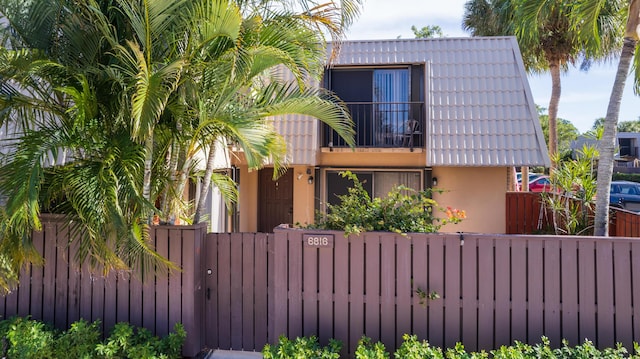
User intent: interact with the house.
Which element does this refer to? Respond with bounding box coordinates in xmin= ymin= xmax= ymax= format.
xmin=229 ymin=37 xmax=550 ymax=234
xmin=571 ymin=132 xmax=640 ymax=173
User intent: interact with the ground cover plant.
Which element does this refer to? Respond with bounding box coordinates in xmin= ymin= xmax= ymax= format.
xmin=264 ymin=334 xmax=640 ymax=358
xmin=0 ymin=316 xmax=185 ymax=359
xmin=262 ymin=335 xmax=341 ymax=359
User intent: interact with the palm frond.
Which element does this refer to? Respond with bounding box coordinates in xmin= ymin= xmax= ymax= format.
xmin=126 ymin=41 xmax=184 ymax=141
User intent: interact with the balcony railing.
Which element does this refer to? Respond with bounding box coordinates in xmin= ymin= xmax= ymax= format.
xmin=619 ymin=145 xmax=639 ymax=158
xmin=322 ymin=102 xmax=425 ymax=149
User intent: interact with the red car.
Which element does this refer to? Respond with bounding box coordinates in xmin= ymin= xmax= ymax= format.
xmin=528 ymin=175 xmax=553 ymax=192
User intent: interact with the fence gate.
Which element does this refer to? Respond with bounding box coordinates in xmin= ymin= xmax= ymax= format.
xmin=203 ymin=233 xmax=272 ymax=351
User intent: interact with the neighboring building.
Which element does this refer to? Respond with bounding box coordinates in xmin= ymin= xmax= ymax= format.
xmin=230 ymin=37 xmax=550 ymax=234
xmin=618 ymin=132 xmax=640 ymax=159
xmin=571 ymin=132 xmax=640 ymax=172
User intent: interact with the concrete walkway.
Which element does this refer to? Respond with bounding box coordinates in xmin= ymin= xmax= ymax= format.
xmin=203 ymin=349 xmax=263 ymax=359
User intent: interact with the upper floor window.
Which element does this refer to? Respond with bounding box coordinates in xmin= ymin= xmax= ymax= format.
xmin=324 ymin=66 xmax=424 ymax=148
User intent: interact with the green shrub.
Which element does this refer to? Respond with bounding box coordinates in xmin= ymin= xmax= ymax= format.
xmin=95 ymin=322 xmax=185 ymax=359
xmin=266 ymin=335 xmax=640 ymax=358
xmin=0 ymin=316 xmax=55 ymax=359
xmin=393 ymin=334 xmax=442 ymax=358
xmin=543 ymin=146 xmax=598 ymax=236
xmin=52 ymin=319 xmax=101 ymax=358
xmin=613 ymin=172 xmax=640 ymax=183
xmin=311 ymin=171 xmax=465 ymax=235
xmin=355 ymin=337 xmax=389 ymax=359
xmin=262 ymin=335 xmax=341 ymax=359
xmin=0 ymin=317 xmax=185 ymax=359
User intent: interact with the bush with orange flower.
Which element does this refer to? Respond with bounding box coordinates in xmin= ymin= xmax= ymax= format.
xmin=445 ymin=206 xmax=466 ymax=224
xmin=311 ymin=171 xmax=465 ymax=235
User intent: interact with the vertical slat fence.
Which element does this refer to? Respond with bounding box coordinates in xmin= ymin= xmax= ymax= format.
xmin=262 ymin=229 xmax=640 ymax=358
xmin=204 ymin=232 xmax=272 ymax=351
xmin=616 ymin=209 xmax=640 ymax=236
xmin=506 ymin=192 xmax=546 ymax=234
xmin=4 ymin=221 xmax=640 ymax=358
xmin=0 ymin=215 xmax=205 ymax=358
xmin=506 ymin=192 xmax=637 ymax=237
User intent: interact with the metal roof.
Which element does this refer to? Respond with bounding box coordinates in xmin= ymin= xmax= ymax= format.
xmin=269 ymin=67 xmax=319 ymax=166
xmin=275 ymin=36 xmax=550 ymax=167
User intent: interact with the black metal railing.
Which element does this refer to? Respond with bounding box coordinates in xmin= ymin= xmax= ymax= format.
xmin=322 ymin=102 xmax=425 ymax=149
xmin=619 ymin=145 xmax=639 ymax=157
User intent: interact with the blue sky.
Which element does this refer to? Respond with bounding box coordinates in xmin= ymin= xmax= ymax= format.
xmin=345 ymin=0 xmax=640 ymax=134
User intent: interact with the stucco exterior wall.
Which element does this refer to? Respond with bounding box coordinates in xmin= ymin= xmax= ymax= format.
xmin=432 ymin=167 xmax=508 ymax=234
xmin=318 ymin=150 xmax=426 ymax=167
xmin=237 ymin=166 xmax=258 ymax=232
xmin=236 ymin=162 xmax=510 ymax=234
xmin=292 ymin=166 xmax=316 ymax=227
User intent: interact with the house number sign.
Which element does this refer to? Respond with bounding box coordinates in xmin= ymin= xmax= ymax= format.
xmin=303 ymin=234 xmax=334 ymax=248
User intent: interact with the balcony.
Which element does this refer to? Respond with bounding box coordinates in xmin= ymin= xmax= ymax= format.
xmin=619 ymin=145 xmax=639 ymax=158
xmin=322 ymin=102 xmax=425 ymax=150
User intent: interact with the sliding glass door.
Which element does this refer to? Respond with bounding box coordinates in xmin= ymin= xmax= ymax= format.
xmin=328 ymin=67 xmax=412 ymax=147
xmin=373 ymin=69 xmax=410 ymax=146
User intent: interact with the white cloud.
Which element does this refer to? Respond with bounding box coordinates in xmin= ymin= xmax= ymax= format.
xmin=347 ymin=0 xmax=469 ymax=39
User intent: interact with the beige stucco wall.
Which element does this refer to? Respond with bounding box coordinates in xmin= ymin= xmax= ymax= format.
xmin=292 ymin=166 xmax=316 ymax=227
xmin=236 ymin=159 xmax=510 ymax=234
xmin=237 ymin=166 xmax=258 ymax=232
xmin=318 ymin=149 xmax=426 ymax=167
xmin=432 ymin=167 xmax=508 ymax=234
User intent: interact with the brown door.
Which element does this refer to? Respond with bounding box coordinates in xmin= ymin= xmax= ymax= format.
xmin=258 ymin=168 xmax=293 ymax=232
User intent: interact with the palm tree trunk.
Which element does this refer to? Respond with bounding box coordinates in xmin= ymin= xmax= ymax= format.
xmin=547 ymin=60 xmax=561 ymax=172
xmin=593 ymin=37 xmax=637 ymax=236
xmin=161 ymin=142 xmax=179 ymax=216
xmin=142 ymin=136 xmax=154 ymax=222
xmin=171 ymin=152 xmax=192 ymax=224
xmin=194 ymin=142 xmax=219 ymax=224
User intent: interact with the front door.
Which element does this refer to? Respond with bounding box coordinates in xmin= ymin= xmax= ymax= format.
xmin=258 ymin=168 xmax=293 ymax=232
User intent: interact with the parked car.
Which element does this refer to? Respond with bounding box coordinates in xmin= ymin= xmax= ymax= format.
xmin=516 ymin=172 xmax=542 ymax=191
xmin=516 ymin=172 xmax=541 ymax=183
xmin=528 ymin=176 xmax=552 ymax=192
xmin=610 ymin=181 xmax=640 ymax=212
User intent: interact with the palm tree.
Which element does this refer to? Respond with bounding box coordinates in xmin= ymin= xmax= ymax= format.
xmin=582 ymin=0 xmax=640 ymax=236
xmin=0 ymin=0 xmax=176 ymax=279
xmin=0 ymin=0 xmax=356 ymax=291
xmin=180 ymin=2 xmax=357 ymax=223
xmin=463 ymin=0 xmax=623 ymax=171
xmin=463 ymin=0 xmax=512 ymax=37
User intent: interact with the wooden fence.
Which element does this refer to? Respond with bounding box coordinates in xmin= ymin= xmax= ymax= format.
xmin=203 ymin=232 xmax=272 ymax=351
xmin=0 ymin=215 xmax=206 ymax=357
xmin=2 ymin=219 xmax=640 ymax=358
xmin=206 ymin=229 xmax=640 ymax=357
xmin=506 ymin=192 xmax=636 ymax=237
xmin=615 ymin=209 xmax=640 ymax=237
xmin=506 ymin=192 xmax=548 ymax=234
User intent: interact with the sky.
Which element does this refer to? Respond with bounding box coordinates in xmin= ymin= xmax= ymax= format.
xmin=344 ymin=0 xmax=640 ymax=134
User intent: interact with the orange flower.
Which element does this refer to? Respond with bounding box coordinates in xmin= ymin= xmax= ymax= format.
xmin=445 ymin=207 xmax=453 ymax=219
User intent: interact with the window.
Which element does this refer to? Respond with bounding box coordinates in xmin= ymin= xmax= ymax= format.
xmin=621 ymin=185 xmax=637 ymax=195
xmin=324 ymin=66 xmax=424 ymax=147
xmin=325 ymin=170 xmax=422 ymax=207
